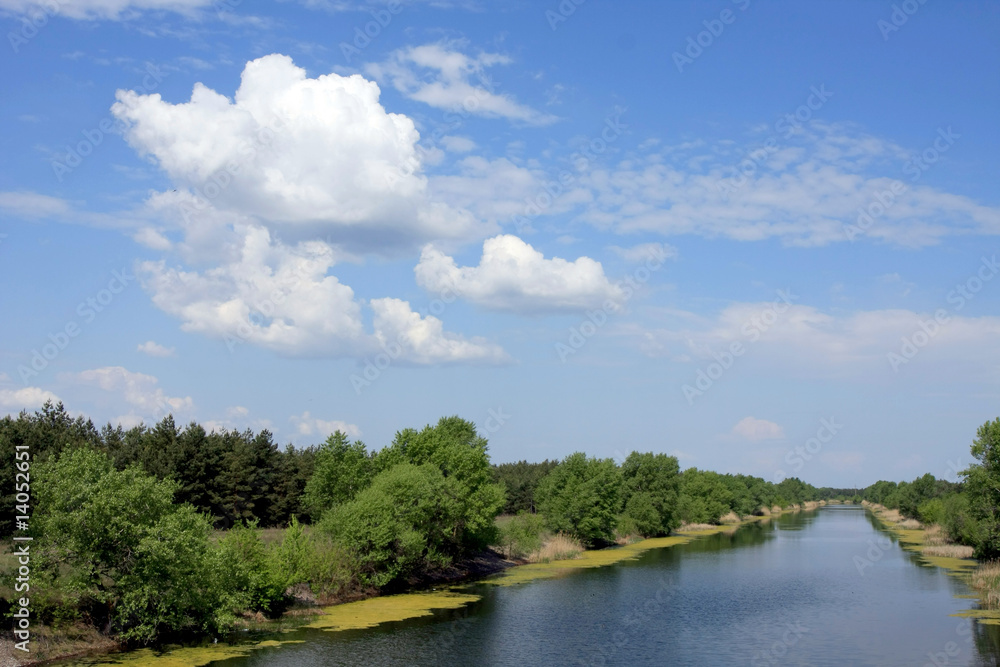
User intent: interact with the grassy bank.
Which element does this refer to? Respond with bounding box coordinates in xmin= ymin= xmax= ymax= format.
xmin=863 ymin=501 xmax=1000 ymax=625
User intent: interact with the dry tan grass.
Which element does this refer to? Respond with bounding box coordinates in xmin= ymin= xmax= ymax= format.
xmin=896 ymin=518 xmax=922 ymax=529
xmin=923 ymin=524 xmax=948 ymax=546
xmin=719 ymin=511 xmax=741 ymax=524
xmin=758 ymin=506 xmax=771 ymax=516
xmin=679 ymin=522 xmax=718 ymax=531
xmin=879 ymin=508 xmax=903 ymax=522
xmin=971 ymin=561 xmax=1000 ymax=608
xmin=803 ymin=501 xmax=820 ymax=511
xmin=924 ymin=545 xmax=975 ymax=558
xmin=771 ymin=505 xmax=783 ymax=514
xmin=528 ymin=533 xmax=583 ymax=563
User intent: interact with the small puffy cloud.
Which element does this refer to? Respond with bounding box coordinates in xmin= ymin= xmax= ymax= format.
xmin=732 ymin=417 xmax=785 ymax=442
xmin=370 ymin=297 xmax=509 ymax=364
xmin=0 ymin=386 xmax=60 ymax=413
xmin=0 ymin=0 xmax=210 ymax=20
xmin=290 ymin=411 xmax=361 ymax=439
xmin=415 ymin=234 xmax=625 ymax=314
xmin=64 ymin=366 xmax=193 ymax=423
xmin=366 ymin=42 xmax=557 ymax=126
xmin=137 ymin=340 xmax=176 ymax=357
xmin=112 ymin=53 xmax=485 ymax=252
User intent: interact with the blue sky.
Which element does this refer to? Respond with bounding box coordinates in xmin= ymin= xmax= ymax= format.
xmin=1 ymin=0 xmax=999 ymax=488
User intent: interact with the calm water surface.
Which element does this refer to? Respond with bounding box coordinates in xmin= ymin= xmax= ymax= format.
xmin=84 ymin=507 xmax=1000 ymax=666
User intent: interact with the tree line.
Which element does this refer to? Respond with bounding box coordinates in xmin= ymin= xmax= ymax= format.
xmin=855 ymin=418 xmax=1000 ymax=560
xmin=3 ymin=402 xmax=832 ymax=646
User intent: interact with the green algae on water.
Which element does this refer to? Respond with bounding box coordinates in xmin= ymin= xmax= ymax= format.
xmin=76 ymin=639 xmax=304 ymax=667
xmin=305 ymin=590 xmax=480 ymax=632
xmin=486 ymin=524 xmax=748 ymax=587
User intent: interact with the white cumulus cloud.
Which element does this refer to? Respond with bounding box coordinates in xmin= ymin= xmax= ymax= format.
xmin=415 ymin=234 xmax=625 ymax=314
xmin=370 ymin=297 xmax=508 ymax=364
xmin=111 ymin=53 xmax=485 ymax=252
xmin=141 ymin=225 xmax=508 ymax=363
xmin=0 ymin=386 xmax=60 ymax=413
xmin=732 ymin=417 xmax=786 ymax=442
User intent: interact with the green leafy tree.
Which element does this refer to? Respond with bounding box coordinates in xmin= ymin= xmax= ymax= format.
xmin=620 ymin=452 xmax=680 ymax=535
xmin=535 ymin=453 xmax=621 ymax=546
xmin=677 ymin=469 xmax=733 ymax=524
xmin=321 ymin=463 xmax=459 ymax=587
xmin=33 ymin=446 xmax=222 ymax=642
xmin=492 ymin=460 xmax=559 ymax=514
xmin=303 ymin=431 xmax=374 ymax=517
xmin=964 ymin=418 xmax=1000 ymax=558
xmin=373 ymin=417 xmax=506 ymax=550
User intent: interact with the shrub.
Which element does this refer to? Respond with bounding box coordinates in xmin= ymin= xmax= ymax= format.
xmin=497 ymin=512 xmax=545 ymax=559
xmin=621 ymin=492 xmax=662 ymax=537
xmin=33 ymin=446 xmax=224 ymax=643
xmin=321 ymin=463 xmax=458 ymax=588
xmin=214 ymin=521 xmax=286 ymax=616
xmin=918 ymin=498 xmax=945 ymax=526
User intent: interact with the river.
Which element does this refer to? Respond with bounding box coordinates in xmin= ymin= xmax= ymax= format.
xmin=72 ymin=506 xmax=1000 ymax=666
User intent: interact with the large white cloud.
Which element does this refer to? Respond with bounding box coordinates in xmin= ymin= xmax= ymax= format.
xmin=141 ymin=224 xmax=508 ymax=362
xmin=415 ymin=234 xmax=626 ymax=314
xmin=111 ymin=53 xmax=485 ymax=252
xmin=366 ymin=43 xmax=556 ymax=126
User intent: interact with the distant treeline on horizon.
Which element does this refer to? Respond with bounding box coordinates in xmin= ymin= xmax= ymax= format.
xmin=2 ymin=401 xmax=905 ymax=537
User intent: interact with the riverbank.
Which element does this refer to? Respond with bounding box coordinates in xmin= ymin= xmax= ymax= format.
xmin=4 ymin=505 xmax=823 ymax=667
xmin=863 ymin=501 xmax=1000 ymax=625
